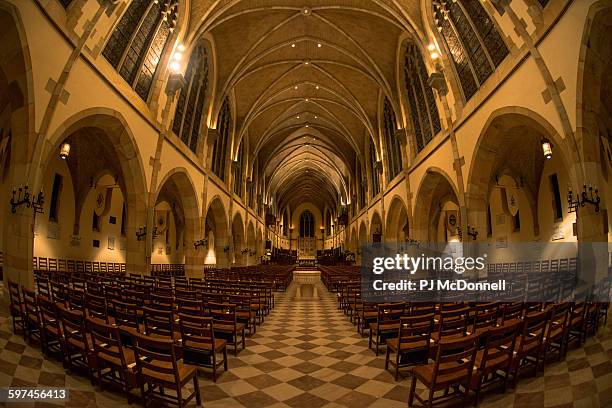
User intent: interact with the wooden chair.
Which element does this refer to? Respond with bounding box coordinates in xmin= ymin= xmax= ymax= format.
xmin=111 ymin=300 xmax=141 ymax=334
xmin=511 ymin=310 xmax=547 ymax=387
xmin=143 ymin=306 xmax=177 ymax=340
xmin=86 ymin=293 xmax=109 ymax=322
xmin=37 ymin=295 xmax=64 ymax=357
xmin=385 ymin=314 xmax=434 ymax=381
xmin=22 ymin=287 xmax=42 ymax=344
xmin=8 ymin=280 xmax=25 ymax=334
xmin=59 ymin=306 xmax=93 ymax=379
xmin=87 ymin=318 xmax=138 ymax=403
xmin=132 ymin=333 xmax=201 ymax=408
xmin=209 ymin=302 xmax=246 ymax=356
xmin=369 ymin=302 xmax=406 ymax=355
xmin=177 ymin=298 xmax=205 ymax=317
xmin=409 ymin=334 xmax=478 ymax=407
xmin=566 ymin=302 xmax=587 ymax=349
xmin=471 ymin=303 xmax=500 ymax=336
xmin=542 ymin=302 xmax=570 ymax=364
xmin=36 ymin=277 xmax=51 ymax=299
xmin=178 ymin=314 xmax=228 ymax=382
xmin=502 ymin=301 xmax=524 ymax=323
xmin=470 ymin=321 xmax=520 ymax=405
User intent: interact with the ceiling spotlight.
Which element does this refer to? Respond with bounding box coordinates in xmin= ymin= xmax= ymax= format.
xmin=294 ymin=85 xmax=299 ymax=90
xmin=305 ymin=124 xmax=309 ymax=128
xmin=314 ymin=115 xmax=318 ymax=119
xmin=427 ymin=43 xmax=436 ymax=52
xmin=291 ymin=43 xmax=296 ymax=48
xmin=302 ymin=7 xmax=311 ymax=15
xmin=430 ymin=52 xmax=440 ymax=60
xmin=297 ymin=115 xmax=300 ymax=119
xmin=177 ymin=44 xmax=185 ymax=52
xmin=305 ymin=98 xmax=309 ymax=102
xmin=315 ymin=85 xmax=320 ymax=90
xmin=317 ymin=43 xmax=322 ymax=48
xmin=59 ymin=142 xmax=71 ymax=160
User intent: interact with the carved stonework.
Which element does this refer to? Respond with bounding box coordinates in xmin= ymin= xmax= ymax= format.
xmin=207 ymin=128 xmax=219 ymax=145
xmin=165 ymin=73 xmax=186 ymax=96
xmin=394 ymin=128 xmax=408 ymax=146
xmin=428 ymin=71 xmax=448 ymax=96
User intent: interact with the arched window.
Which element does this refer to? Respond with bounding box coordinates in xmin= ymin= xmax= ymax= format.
xmin=325 ymin=209 xmax=332 ymax=236
xmin=404 ymin=43 xmax=442 ymax=152
xmin=433 ymin=0 xmax=508 ymax=101
xmin=382 ymin=98 xmax=403 ymax=182
xmin=369 ymin=143 xmax=380 ymax=197
xmin=172 ymin=45 xmax=209 ymax=153
xmin=212 ymin=98 xmax=231 ymax=181
xmin=102 ymin=0 xmax=177 ymax=101
xmin=299 ymin=211 xmax=315 ymax=238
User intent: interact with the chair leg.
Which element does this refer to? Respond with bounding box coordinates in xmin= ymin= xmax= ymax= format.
xmin=194 ymin=374 xmax=202 ymax=407
xmin=212 ymin=353 xmax=217 ymax=383
xmin=384 ymin=347 xmax=390 ymax=370
xmin=408 ymin=375 xmax=417 ymax=407
xmin=223 ymin=348 xmax=228 ymax=371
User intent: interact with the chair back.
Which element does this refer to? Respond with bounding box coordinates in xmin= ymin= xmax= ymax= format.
xmin=398 ymin=314 xmax=434 ymax=352
xmin=179 ymin=314 xmax=215 ymax=351
xmin=112 ymin=300 xmax=141 ymax=331
xmin=86 ymin=293 xmax=108 ymax=322
xmin=410 ymin=302 xmax=436 ymax=316
xmin=517 ymin=310 xmax=547 ymax=354
xmin=60 ymin=306 xmax=90 ymax=350
xmin=87 ymin=317 xmax=127 ymax=368
xmin=209 ymin=302 xmax=238 ymax=328
xmin=8 ymin=280 xmax=23 ymax=316
xmin=473 ymin=302 xmax=499 ymax=332
xmin=432 ymin=335 xmax=478 ymax=385
xmin=502 ymin=301 xmax=524 ymax=322
xmin=23 ymin=287 xmax=39 ymax=320
xmin=546 ymin=302 xmax=570 ymax=340
xmin=132 ymin=333 xmax=180 ymax=385
xmin=477 ymin=321 xmax=520 ymax=371
xmin=143 ymin=306 xmax=175 ymax=338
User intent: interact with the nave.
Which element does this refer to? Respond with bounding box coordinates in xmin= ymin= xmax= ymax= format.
xmin=1 ymin=277 xmax=611 ymax=408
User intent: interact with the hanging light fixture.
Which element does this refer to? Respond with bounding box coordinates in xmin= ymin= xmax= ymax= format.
xmin=59 ymin=142 xmax=71 ymax=160
xmin=541 ymin=138 xmax=553 ymax=160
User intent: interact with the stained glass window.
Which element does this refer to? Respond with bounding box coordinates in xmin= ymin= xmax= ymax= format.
xmin=404 ymin=43 xmax=442 ymax=152
xmin=103 ymin=0 xmax=177 ymax=101
xmin=233 ymin=141 xmax=244 ymax=197
xmin=172 ymin=45 xmax=209 ymax=153
xmin=212 ymin=98 xmax=231 ymax=181
xmin=382 ymin=99 xmax=402 ymax=182
xmin=433 ymin=0 xmax=508 ymax=101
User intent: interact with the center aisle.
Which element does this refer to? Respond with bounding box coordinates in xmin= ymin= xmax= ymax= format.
xmin=202 ymin=280 xmax=409 ymax=408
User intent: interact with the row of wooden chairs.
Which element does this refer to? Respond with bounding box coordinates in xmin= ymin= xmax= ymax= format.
xmin=33 ymin=257 xmax=126 ymax=274
xmin=10 ymin=282 xmax=204 ymax=407
xmin=150 ymin=264 xmax=185 ymax=276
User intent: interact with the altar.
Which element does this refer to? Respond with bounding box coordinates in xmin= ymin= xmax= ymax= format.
xmin=292 ymin=269 xmax=321 ymax=298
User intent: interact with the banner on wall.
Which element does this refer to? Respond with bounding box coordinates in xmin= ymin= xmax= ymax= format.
xmin=445 ymin=210 xmax=458 ymax=235
xmin=501 ymin=187 xmax=520 ymax=217
xmin=155 ymin=210 xmax=169 ymax=235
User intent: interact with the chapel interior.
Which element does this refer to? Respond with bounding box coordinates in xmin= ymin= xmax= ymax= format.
xmin=0 ymin=0 xmax=611 ymax=407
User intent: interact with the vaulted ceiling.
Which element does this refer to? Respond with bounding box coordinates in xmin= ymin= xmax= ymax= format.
xmin=185 ymin=0 xmax=427 ymax=211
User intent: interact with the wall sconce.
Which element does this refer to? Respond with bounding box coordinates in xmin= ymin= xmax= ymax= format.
xmin=59 ymin=142 xmax=71 ymax=160
xmin=467 ymin=225 xmax=479 ymax=240
xmin=10 ymin=185 xmax=44 ymax=214
xmin=194 ymin=238 xmax=208 ymax=250
xmin=541 ymin=138 xmax=553 ymax=160
xmin=568 ymin=184 xmax=600 ymax=213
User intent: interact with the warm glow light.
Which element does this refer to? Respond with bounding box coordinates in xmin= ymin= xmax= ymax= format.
xmin=542 ymin=138 xmax=553 ymax=160
xmin=430 ymin=52 xmax=439 ymax=60
xmin=177 ymin=44 xmax=185 ymax=52
xmin=169 ymin=60 xmax=181 ymax=73
xmin=427 ymin=43 xmax=436 ymax=51
xmin=315 ymin=85 xmax=320 ymax=89
xmin=59 ymin=142 xmax=71 ymax=160
xmin=291 ymin=43 xmax=296 ymax=48
xmin=172 ymin=52 xmax=182 ymax=61
xmin=317 ymin=43 xmax=322 ymax=48
xmin=294 ymin=85 xmax=299 ymax=90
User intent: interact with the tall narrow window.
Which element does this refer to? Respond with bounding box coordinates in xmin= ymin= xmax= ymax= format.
xmin=358 ymin=163 xmax=367 ymax=209
xmin=486 ymin=204 xmax=492 ymax=237
xmin=120 ymin=203 xmax=126 ymax=236
xmin=382 ymin=98 xmax=403 ymax=182
xmin=49 ymin=173 xmax=63 ymax=222
xmin=433 ymin=0 xmax=508 ymax=101
xmin=549 ymin=173 xmax=563 ymax=221
xmin=369 ymin=144 xmax=380 ymax=197
xmin=299 ymin=211 xmax=315 ymax=238
xmin=232 ymin=142 xmax=244 ymax=197
xmin=212 ymin=98 xmax=231 ymax=181
xmin=58 ymin=0 xmax=73 ymax=7
xmin=92 ymin=211 xmax=100 ymax=232
xmin=538 ymin=0 xmax=549 ymax=7
xmin=513 ymin=210 xmax=521 ymax=232
xmin=172 ymin=45 xmax=209 ymax=153
xmin=404 ymin=43 xmax=442 ymax=152
xmin=102 ymin=0 xmax=177 ymax=101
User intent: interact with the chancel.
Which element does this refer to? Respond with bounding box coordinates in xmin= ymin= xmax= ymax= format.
xmin=0 ymin=0 xmax=611 ymax=407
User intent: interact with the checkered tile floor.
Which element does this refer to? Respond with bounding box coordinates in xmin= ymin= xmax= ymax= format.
xmin=0 ymin=279 xmax=611 ymax=407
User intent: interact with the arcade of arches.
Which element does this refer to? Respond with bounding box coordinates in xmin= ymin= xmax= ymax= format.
xmin=0 ymin=0 xmax=612 ymax=407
